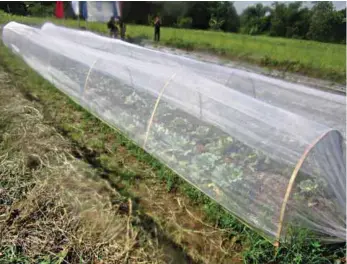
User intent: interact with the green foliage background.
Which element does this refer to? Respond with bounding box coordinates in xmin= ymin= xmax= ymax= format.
xmin=0 ymin=1 xmax=346 ymax=43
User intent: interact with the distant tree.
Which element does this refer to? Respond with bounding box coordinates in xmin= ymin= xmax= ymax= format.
xmin=285 ymin=2 xmax=311 ymax=38
xmin=122 ymin=2 xmax=158 ymax=25
xmin=240 ymin=3 xmax=270 ymax=35
xmin=209 ymin=17 xmax=225 ymax=31
xmin=307 ymin=1 xmax=336 ymax=42
xmin=269 ymin=2 xmax=288 ymax=37
xmin=176 ymin=16 xmax=193 ymax=29
xmin=221 ymin=2 xmax=240 ymax=32
xmin=292 ymin=6 xmax=311 ymax=38
xmin=209 ymin=2 xmax=240 ymax=32
xmin=268 ymin=2 xmax=312 ymax=39
xmin=0 ymin=2 xmax=27 ymax=15
xmin=186 ymin=2 xmax=212 ymax=29
xmin=160 ymin=1 xmax=189 ymax=26
xmin=330 ymin=8 xmax=346 ymax=43
xmin=25 ymin=2 xmax=55 ymax=17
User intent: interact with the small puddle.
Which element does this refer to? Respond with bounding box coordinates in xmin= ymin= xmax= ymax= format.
xmin=162 ymin=241 xmax=194 ymax=264
xmin=140 ymin=213 xmax=196 ymax=264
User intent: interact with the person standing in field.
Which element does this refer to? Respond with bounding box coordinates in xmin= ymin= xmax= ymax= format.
xmin=107 ymin=16 xmax=118 ymax=38
xmin=154 ymin=16 xmax=161 ymax=42
xmin=119 ymin=18 xmax=126 ymax=40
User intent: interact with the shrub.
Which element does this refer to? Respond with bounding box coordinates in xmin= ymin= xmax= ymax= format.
xmin=176 ymin=16 xmax=192 ymax=29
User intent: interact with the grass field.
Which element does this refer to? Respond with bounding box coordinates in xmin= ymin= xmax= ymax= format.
xmin=0 ymin=25 xmax=346 ymax=263
xmin=0 ymin=12 xmax=345 ymax=84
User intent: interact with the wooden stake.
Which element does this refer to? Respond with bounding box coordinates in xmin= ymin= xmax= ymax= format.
xmin=274 ymin=129 xmax=337 ymax=247
xmin=143 ymin=72 xmax=177 ymax=149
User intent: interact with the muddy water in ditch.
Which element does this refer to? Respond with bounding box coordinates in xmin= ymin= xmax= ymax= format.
xmin=67 ymin=142 xmax=195 ymax=264
xmin=140 ymin=213 xmax=195 ymax=264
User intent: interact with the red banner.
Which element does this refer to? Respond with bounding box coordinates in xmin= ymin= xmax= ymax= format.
xmin=55 ymin=1 xmax=64 ymax=19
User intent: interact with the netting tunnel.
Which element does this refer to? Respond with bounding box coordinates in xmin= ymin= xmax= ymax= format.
xmin=2 ymin=22 xmax=346 ymax=243
xmin=41 ymin=22 xmax=346 ymax=138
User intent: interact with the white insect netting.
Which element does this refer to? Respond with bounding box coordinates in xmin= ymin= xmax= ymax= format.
xmin=41 ymin=22 xmax=347 ymax=139
xmin=2 ymin=22 xmax=346 ymax=243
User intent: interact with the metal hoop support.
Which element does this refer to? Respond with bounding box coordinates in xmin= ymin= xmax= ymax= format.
xmin=83 ymin=58 xmax=99 ymax=95
xmin=47 ymin=49 xmax=53 ymax=84
xmin=274 ymin=129 xmax=337 ymax=247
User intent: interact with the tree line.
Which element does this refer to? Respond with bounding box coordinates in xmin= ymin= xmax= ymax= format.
xmin=1 ymin=1 xmax=346 ymax=43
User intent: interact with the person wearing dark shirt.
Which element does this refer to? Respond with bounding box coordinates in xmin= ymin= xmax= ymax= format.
xmin=119 ymin=18 xmax=126 ymax=40
xmin=154 ymin=16 xmax=161 ymax=42
xmin=107 ymin=16 xmax=118 ymax=38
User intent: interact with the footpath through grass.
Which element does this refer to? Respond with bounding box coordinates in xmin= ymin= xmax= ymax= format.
xmin=0 ymin=33 xmax=346 ymax=263
xmin=0 ymin=12 xmax=345 ymax=84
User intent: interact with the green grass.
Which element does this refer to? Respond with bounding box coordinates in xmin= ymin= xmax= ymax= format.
xmin=0 ymin=34 xmax=345 ymax=263
xmin=0 ymin=11 xmax=345 ymax=83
